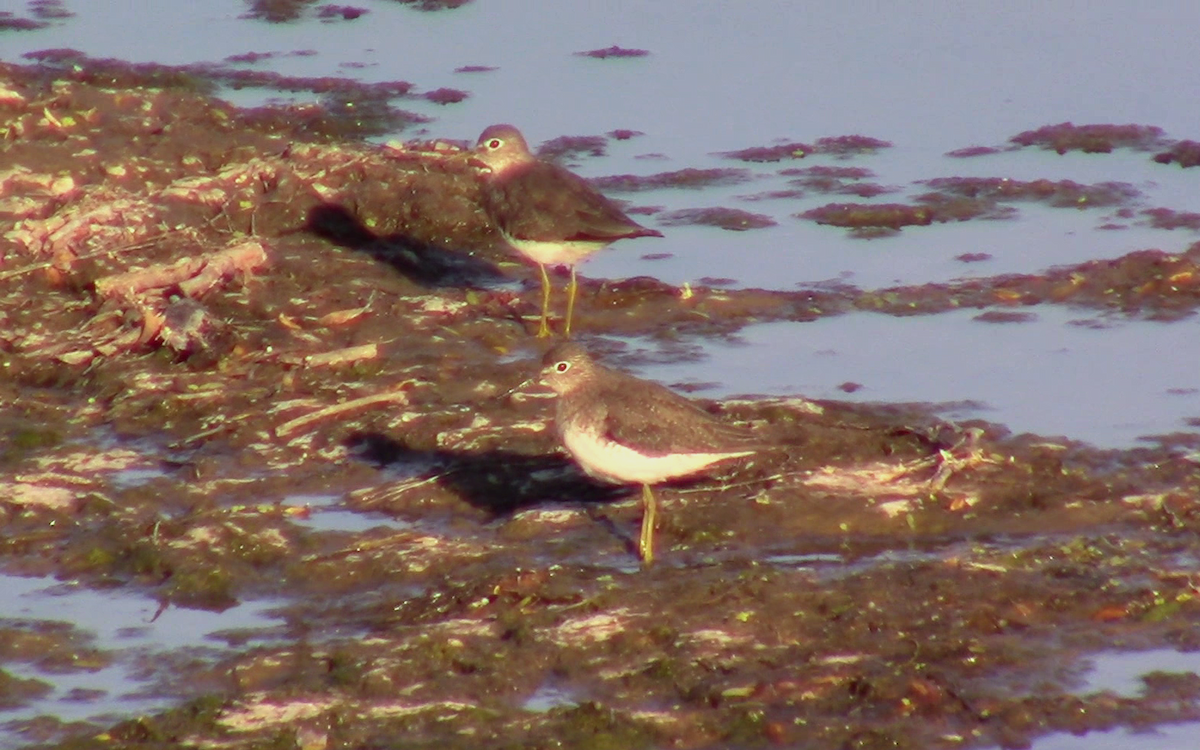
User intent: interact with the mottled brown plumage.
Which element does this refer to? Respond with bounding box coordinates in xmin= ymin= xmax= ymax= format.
xmin=473 ymin=124 xmax=662 ymax=337
xmin=540 ymin=342 xmax=756 ymax=564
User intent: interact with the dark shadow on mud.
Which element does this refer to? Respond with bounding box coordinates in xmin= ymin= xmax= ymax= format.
xmin=303 ymin=203 xmax=507 ymax=289
xmin=342 ymin=430 xmax=816 ymax=560
xmin=345 ymin=430 xmax=626 ymax=516
xmin=341 ymin=413 xmax=937 ymax=562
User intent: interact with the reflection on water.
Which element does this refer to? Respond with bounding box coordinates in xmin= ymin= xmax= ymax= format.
xmin=0 ymin=575 xmax=284 ymax=749
xmin=521 ymin=678 xmax=582 ymax=713
xmin=1080 ymin=649 xmax=1200 ymax=697
xmin=628 ymin=308 xmax=1200 ymax=448
xmin=1030 ymin=722 xmax=1200 ymax=750
xmin=285 ymin=493 xmax=413 ymax=533
xmin=3 ymin=2 xmax=1200 ymax=747
xmin=2 ymin=0 xmax=1197 ymax=453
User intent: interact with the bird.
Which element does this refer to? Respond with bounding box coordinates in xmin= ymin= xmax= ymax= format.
xmin=539 ymin=342 xmax=758 ymax=564
xmin=471 ymin=124 xmax=663 ymax=338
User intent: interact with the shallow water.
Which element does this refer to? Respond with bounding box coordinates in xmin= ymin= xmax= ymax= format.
xmin=0 ymin=574 xmax=284 ymax=748
xmin=4 ymin=1 xmax=1198 ymax=452
xmin=1030 ymin=723 xmax=1200 ymax=750
xmin=4 ymin=2 xmax=1200 ymax=747
xmin=1081 ymin=649 xmax=1200 ymax=697
xmin=626 ymin=306 xmax=1200 ymax=448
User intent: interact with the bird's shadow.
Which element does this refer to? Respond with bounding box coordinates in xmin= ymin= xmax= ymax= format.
xmin=345 ymin=430 xmax=628 ymax=518
xmin=303 ymin=203 xmax=509 ymax=290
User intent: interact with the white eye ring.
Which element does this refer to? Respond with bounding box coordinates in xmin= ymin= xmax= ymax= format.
xmin=488 ymin=138 xmax=502 ymax=149
xmin=556 ymin=361 xmax=570 ymax=373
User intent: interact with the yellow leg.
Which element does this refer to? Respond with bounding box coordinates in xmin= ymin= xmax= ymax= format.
xmin=564 ymin=266 xmax=578 ymax=339
xmin=536 ymin=263 xmax=552 ymax=338
xmin=639 ymin=484 xmax=656 ymax=566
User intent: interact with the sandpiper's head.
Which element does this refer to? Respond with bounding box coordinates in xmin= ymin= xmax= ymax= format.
xmin=472 ymin=124 xmax=533 ymax=173
xmin=540 ymin=342 xmax=595 ymax=395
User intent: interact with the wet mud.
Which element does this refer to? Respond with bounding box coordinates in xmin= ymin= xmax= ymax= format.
xmin=3 ymin=59 xmax=1200 ymax=749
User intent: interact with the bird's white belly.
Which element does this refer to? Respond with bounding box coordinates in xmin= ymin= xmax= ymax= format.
xmin=561 ymin=428 xmax=751 ymax=485
xmin=505 ymin=235 xmax=605 ymax=267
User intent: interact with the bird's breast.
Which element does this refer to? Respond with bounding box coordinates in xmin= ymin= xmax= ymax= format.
xmin=559 ymin=424 xmax=752 ymax=486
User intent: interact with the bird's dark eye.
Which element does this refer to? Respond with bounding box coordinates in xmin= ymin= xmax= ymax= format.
xmin=556 ymin=361 xmax=570 ymax=373
xmin=488 ymin=138 xmax=502 ymax=149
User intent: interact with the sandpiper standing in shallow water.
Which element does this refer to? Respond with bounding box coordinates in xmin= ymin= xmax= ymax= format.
xmin=540 ymin=342 xmax=758 ymax=564
xmin=472 ymin=124 xmax=663 ymax=338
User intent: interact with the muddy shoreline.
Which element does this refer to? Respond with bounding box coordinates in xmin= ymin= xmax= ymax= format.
xmin=3 ymin=60 xmax=1200 ymax=748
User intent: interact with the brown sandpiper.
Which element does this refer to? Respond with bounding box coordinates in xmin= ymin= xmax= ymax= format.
xmin=472 ymin=124 xmax=663 ymax=338
xmin=540 ymin=342 xmax=758 ymax=565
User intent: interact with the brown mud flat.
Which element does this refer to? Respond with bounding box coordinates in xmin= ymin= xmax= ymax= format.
xmin=2 ymin=60 xmax=1200 ymax=749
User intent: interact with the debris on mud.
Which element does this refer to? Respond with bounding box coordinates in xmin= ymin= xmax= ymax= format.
xmin=591 ymin=167 xmax=752 ymax=193
xmin=658 ymin=207 xmax=778 ymax=231
xmin=1153 ymin=139 xmax=1200 ymax=168
xmin=575 ymin=46 xmax=651 ymax=60
xmin=3 ymin=59 xmax=1200 ymax=750
xmin=1011 ymin=122 xmax=1168 ymax=154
